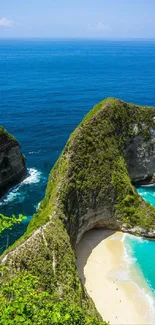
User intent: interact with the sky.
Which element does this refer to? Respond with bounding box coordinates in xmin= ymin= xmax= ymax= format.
xmin=0 ymin=0 xmax=155 ymax=39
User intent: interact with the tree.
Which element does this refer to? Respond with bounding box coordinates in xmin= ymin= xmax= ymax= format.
xmin=0 ymin=214 xmax=27 ymax=235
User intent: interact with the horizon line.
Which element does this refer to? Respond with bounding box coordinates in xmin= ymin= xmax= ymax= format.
xmin=1 ymin=37 xmax=155 ymax=41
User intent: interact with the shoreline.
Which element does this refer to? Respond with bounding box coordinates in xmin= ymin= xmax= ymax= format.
xmin=76 ymin=229 xmax=154 ymax=324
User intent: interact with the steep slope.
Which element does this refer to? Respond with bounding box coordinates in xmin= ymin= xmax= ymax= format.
xmin=0 ymin=127 xmax=26 ymax=197
xmin=1 ymin=98 xmax=155 ymax=324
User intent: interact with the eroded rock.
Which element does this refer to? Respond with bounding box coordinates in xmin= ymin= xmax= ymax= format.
xmin=0 ymin=128 xmax=26 ymax=197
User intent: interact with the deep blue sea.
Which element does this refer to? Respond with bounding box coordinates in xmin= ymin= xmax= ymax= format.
xmin=1 ymin=39 xmax=155 ymax=312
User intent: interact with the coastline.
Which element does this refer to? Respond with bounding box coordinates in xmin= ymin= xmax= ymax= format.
xmin=76 ymin=229 xmax=154 ymax=324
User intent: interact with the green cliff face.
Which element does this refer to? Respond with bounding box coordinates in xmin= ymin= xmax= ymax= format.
xmin=30 ymin=98 xmax=155 ymax=242
xmin=1 ymin=98 xmax=155 ymax=324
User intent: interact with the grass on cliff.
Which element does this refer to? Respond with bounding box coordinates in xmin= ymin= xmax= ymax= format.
xmin=4 ymin=97 xmax=155 ymax=250
xmin=0 ymin=126 xmax=16 ymax=141
xmin=33 ymin=99 xmax=155 ymax=236
xmin=1 ymin=98 xmax=155 ymax=325
xmin=0 ymin=216 xmax=105 ymax=324
xmin=56 ymin=97 xmax=155 ymax=239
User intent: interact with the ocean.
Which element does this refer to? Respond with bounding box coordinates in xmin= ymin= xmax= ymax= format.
xmin=1 ymin=39 xmax=155 ymax=314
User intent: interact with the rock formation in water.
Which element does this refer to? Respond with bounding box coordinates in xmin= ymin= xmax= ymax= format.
xmin=1 ymin=98 xmax=155 ymax=324
xmin=0 ymin=127 xmax=26 ymax=197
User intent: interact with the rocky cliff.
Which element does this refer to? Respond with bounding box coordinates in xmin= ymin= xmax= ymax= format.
xmin=0 ymin=127 xmax=26 ymax=197
xmin=1 ymin=98 xmax=155 ymax=324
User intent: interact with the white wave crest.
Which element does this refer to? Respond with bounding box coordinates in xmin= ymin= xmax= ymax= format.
xmin=126 ymin=232 xmax=147 ymax=244
xmin=0 ymin=168 xmax=42 ymax=206
xmin=28 ymin=150 xmax=41 ymax=155
xmin=137 ymin=191 xmax=148 ymax=196
xmin=0 ymin=189 xmax=24 ymax=206
xmin=122 ymin=234 xmax=155 ymax=323
xmin=121 ymin=233 xmax=126 ymax=242
xmin=135 ymin=284 xmax=155 ymax=324
xmin=22 ymin=168 xmax=41 ymax=185
xmin=123 ymin=242 xmax=137 ymax=266
xmin=145 ymin=290 xmax=155 ymax=324
xmin=142 ymin=184 xmax=155 ymax=187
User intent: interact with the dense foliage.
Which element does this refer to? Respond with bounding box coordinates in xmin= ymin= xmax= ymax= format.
xmin=0 ymin=214 xmax=26 ymax=235
xmin=0 ymin=271 xmax=105 ymax=325
xmin=0 ymin=216 xmax=104 ymax=324
xmin=38 ymin=98 xmax=155 ymax=242
xmin=1 ymin=98 xmax=155 ymax=325
xmin=8 ymin=99 xmax=155 ymax=248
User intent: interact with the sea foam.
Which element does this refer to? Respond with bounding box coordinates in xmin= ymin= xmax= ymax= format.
xmin=123 ymin=234 xmax=155 ymax=324
xmin=22 ymin=168 xmax=41 ymax=185
xmin=109 ymin=232 xmax=155 ymax=323
xmin=0 ymin=168 xmax=42 ymax=206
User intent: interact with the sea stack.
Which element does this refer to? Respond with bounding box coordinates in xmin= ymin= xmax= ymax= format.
xmin=0 ymin=127 xmax=26 ymax=197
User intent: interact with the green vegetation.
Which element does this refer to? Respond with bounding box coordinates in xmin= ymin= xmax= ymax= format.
xmin=0 ymin=214 xmax=27 ymax=235
xmin=0 ymin=216 xmax=104 ymax=324
xmin=0 ymin=271 xmax=104 ymax=325
xmin=0 ymin=126 xmax=16 ymax=141
xmin=1 ymin=98 xmax=155 ymax=324
xmin=111 ymin=157 xmax=155 ymax=228
xmin=6 ymin=98 xmax=155 ymax=249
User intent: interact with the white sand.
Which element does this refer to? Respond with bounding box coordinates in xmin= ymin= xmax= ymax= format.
xmin=76 ymin=229 xmax=151 ymax=325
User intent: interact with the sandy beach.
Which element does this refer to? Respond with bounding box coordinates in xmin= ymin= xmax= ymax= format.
xmin=76 ymin=229 xmax=152 ymax=325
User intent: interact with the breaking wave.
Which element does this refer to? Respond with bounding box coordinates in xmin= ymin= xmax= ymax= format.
xmin=0 ymin=168 xmax=42 ymax=206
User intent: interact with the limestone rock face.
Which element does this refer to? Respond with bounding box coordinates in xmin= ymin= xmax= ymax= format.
xmin=76 ymin=206 xmax=118 ymax=243
xmin=2 ymin=99 xmax=155 ymax=325
xmin=0 ymin=129 xmax=26 ymax=197
xmin=125 ymin=131 xmax=155 ymax=184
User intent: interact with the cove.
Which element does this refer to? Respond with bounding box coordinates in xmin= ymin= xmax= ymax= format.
xmin=130 ymin=186 xmax=155 ymax=295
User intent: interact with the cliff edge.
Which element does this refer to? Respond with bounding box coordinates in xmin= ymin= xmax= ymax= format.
xmin=1 ymin=98 xmax=155 ymax=324
xmin=0 ymin=127 xmax=26 ymax=197
xmin=36 ymin=97 xmax=155 ymax=243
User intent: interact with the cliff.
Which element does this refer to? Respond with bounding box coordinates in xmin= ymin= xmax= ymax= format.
xmin=1 ymin=98 xmax=155 ymax=324
xmin=0 ymin=127 xmax=26 ymax=197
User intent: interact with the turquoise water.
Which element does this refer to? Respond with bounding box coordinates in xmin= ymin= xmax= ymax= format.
xmin=137 ymin=185 xmax=155 ymax=206
xmin=125 ymin=232 xmax=155 ymax=295
xmin=135 ymin=186 xmax=155 ymax=294
xmin=123 ymin=186 xmax=155 ymax=321
xmin=1 ymin=40 xmax=155 ymax=316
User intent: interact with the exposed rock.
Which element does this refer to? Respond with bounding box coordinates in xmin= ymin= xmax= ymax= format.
xmin=125 ymin=134 xmax=155 ymax=184
xmin=0 ymin=127 xmax=26 ymax=197
xmin=2 ymin=98 xmax=155 ymax=324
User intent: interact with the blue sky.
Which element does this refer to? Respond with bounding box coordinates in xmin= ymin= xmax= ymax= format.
xmin=0 ymin=0 xmax=155 ymax=39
